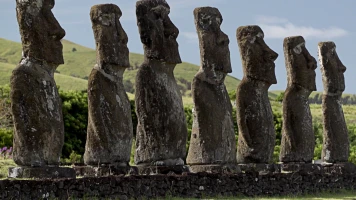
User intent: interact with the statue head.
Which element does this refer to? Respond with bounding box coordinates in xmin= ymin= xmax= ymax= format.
xmin=194 ymin=7 xmax=231 ymax=84
xmin=318 ymin=42 xmax=346 ymax=94
xmin=236 ymin=25 xmax=278 ymax=84
xmin=16 ymin=0 xmax=65 ymax=65
xmin=283 ymin=36 xmax=317 ymax=91
xmin=91 ymin=4 xmax=130 ymax=68
xmin=136 ymin=0 xmax=181 ymax=64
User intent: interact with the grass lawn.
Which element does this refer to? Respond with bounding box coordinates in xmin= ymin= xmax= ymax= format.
xmin=0 ymin=159 xmax=15 ymax=179
xmin=168 ymin=191 xmax=356 ymax=199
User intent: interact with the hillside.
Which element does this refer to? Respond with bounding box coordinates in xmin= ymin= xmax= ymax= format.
xmin=0 ymin=38 xmax=241 ymax=98
xmin=270 ymin=90 xmax=356 ymax=105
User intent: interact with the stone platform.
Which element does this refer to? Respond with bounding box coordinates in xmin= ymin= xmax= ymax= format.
xmin=189 ymin=164 xmax=241 ymax=174
xmin=8 ymin=167 xmax=76 ymax=179
xmin=136 ymin=165 xmax=190 ymax=175
xmin=281 ymin=162 xmax=356 ymax=174
xmin=73 ymin=165 xmax=138 ymax=177
xmin=238 ymin=163 xmax=281 ymax=174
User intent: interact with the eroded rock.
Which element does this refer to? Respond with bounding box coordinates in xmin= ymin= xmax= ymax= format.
xmin=134 ymin=0 xmax=188 ymax=166
xmin=11 ymin=0 xmax=65 ymax=166
xmin=186 ymin=7 xmax=236 ymax=166
xmin=235 ymin=25 xmax=278 ymax=164
xmin=84 ymin=4 xmax=133 ymax=166
xmin=279 ymin=36 xmax=317 ymax=163
xmin=318 ymin=41 xmax=349 ymax=163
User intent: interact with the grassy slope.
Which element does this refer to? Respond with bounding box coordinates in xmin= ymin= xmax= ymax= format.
xmin=0 ymin=62 xmax=88 ymax=91
xmin=271 ymin=90 xmax=356 ymax=100
xmin=0 ymin=38 xmax=240 ymax=94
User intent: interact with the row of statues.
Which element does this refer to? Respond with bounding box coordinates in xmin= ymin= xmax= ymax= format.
xmin=10 ymin=0 xmax=349 ymax=175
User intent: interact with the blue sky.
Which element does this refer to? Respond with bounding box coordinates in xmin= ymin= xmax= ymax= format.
xmin=1 ymin=0 xmax=355 ymax=93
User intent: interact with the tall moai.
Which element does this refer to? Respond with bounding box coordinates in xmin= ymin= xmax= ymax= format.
xmin=9 ymin=0 xmax=74 ymax=178
xmin=319 ymin=42 xmax=349 ymax=163
xmin=236 ymin=26 xmax=278 ymax=164
xmin=279 ymin=36 xmax=317 ymax=163
xmin=134 ymin=0 xmax=188 ymax=167
xmin=84 ymin=4 xmax=133 ymax=168
xmin=186 ymin=7 xmax=237 ymax=171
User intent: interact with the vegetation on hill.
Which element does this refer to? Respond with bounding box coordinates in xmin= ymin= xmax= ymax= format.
xmin=271 ymin=90 xmax=356 ymax=105
xmin=0 ymin=38 xmax=240 ymax=96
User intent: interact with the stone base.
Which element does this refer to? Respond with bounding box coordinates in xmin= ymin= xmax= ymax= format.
xmin=136 ymin=165 xmax=189 ymax=175
xmin=281 ymin=163 xmax=322 ymax=174
xmin=238 ymin=164 xmax=281 ymax=174
xmin=73 ymin=165 xmax=138 ymax=177
xmin=189 ymin=164 xmax=241 ymax=174
xmin=281 ymin=162 xmax=356 ymax=175
xmin=322 ymin=162 xmax=356 ymax=174
xmin=8 ymin=167 xmax=76 ymax=179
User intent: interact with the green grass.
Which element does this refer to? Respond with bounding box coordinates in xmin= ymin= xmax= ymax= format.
xmin=168 ymin=191 xmax=356 ymax=199
xmin=0 ymin=62 xmax=88 ymax=91
xmin=0 ymin=38 xmax=241 ymax=94
xmin=0 ymin=159 xmax=16 ymax=179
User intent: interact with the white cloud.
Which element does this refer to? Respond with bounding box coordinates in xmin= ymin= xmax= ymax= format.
xmin=181 ymin=32 xmax=198 ymax=40
xmin=181 ymin=32 xmax=198 ymax=43
xmin=256 ymin=15 xmax=349 ymax=39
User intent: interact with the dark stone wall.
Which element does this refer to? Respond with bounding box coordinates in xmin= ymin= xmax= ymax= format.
xmin=1 ymin=172 xmax=356 ymax=199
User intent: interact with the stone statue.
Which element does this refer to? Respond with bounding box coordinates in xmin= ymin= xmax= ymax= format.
xmin=186 ymin=7 xmax=236 ymax=167
xmin=9 ymin=0 xmax=75 ymax=178
xmin=236 ymin=25 xmax=278 ymax=164
xmin=11 ymin=0 xmax=66 ymax=167
xmin=134 ymin=0 xmax=188 ymax=166
xmin=319 ymin=42 xmax=349 ymax=163
xmin=84 ymin=4 xmax=133 ymax=167
xmin=279 ymin=36 xmax=317 ymax=163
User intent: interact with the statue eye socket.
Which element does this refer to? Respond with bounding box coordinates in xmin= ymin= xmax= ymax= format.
xmin=153 ymin=11 xmax=162 ymax=20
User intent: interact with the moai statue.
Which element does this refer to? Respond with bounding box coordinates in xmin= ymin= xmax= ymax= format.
xmin=84 ymin=4 xmax=133 ymax=172
xmin=9 ymin=0 xmax=75 ymax=178
xmin=319 ymin=42 xmax=349 ymax=163
xmin=186 ymin=7 xmax=237 ymax=172
xmin=236 ymin=25 xmax=278 ymax=164
xmin=279 ymin=36 xmax=317 ymax=163
xmin=134 ymin=0 xmax=188 ymax=170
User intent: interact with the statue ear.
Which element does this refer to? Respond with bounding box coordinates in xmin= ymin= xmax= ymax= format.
xmin=136 ymin=4 xmax=152 ymax=46
xmin=138 ymin=18 xmax=152 ymax=47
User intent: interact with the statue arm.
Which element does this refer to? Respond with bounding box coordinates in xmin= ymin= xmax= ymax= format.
xmin=236 ymin=98 xmax=252 ymax=146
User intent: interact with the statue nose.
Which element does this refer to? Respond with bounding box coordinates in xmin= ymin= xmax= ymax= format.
xmin=217 ymin=32 xmax=229 ymax=46
xmin=268 ymin=49 xmax=278 ymax=61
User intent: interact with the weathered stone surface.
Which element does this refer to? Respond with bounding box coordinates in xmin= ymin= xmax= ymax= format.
xmin=134 ymin=0 xmax=188 ymax=165
xmin=8 ymin=167 xmax=75 ymax=179
xmin=72 ymin=165 xmax=138 ymax=177
xmin=189 ymin=164 xmax=241 ymax=174
xmin=235 ymin=25 xmax=278 ymax=164
xmin=11 ymin=0 xmax=65 ymax=166
xmin=84 ymin=4 xmax=133 ymax=166
xmin=186 ymin=7 xmax=236 ymax=166
xmin=239 ymin=164 xmax=281 ymax=174
xmin=3 ymin=170 xmax=356 ymax=199
xmin=279 ymin=36 xmax=317 ymax=163
xmin=136 ymin=165 xmax=189 ymax=175
xmin=318 ymin=42 xmax=349 ymax=163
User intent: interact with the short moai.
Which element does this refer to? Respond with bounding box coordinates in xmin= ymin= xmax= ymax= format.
xmin=9 ymin=0 xmax=75 ymax=178
xmin=186 ymin=7 xmax=237 ymax=172
xmin=134 ymin=0 xmax=188 ymax=169
xmin=279 ymin=36 xmax=317 ymax=163
xmin=319 ymin=42 xmax=349 ymax=163
xmin=83 ymin=4 xmax=133 ymax=171
xmin=236 ymin=25 xmax=278 ymax=164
